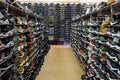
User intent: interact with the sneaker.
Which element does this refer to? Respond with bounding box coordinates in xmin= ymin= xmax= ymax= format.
xmin=26 ymin=27 xmax=31 ymax=32
xmin=18 ymin=42 xmax=24 ymax=51
xmin=18 ymin=66 xmax=24 ymax=74
xmin=98 ymin=71 xmax=108 ymax=80
xmin=6 ymin=41 xmax=14 ymax=47
xmin=99 ymin=36 xmax=107 ymax=42
xmin=88 ymin=28 xmax=94 ymax=33
xmin=82 ymin=53 xmax=88 ymax=64
xmin=0 ymin=33 xmax=6 ymax=38
xmin=100 ymin=27 xmax=109 ymax=34
xmin=109 ymin=37 xmax=117 ymax=45
xmin=0 ymin=50 xmax=13 ymax=63
xmin=87 ymin=67 xmax=95 ymax=77
xmin=106 ymin=70 xmax=119 ymax=80
xmin=110 ymin=21 xmax=119 ymax=25
xmin=97 ymin=2 xmax=107 ymax=10
xmin=14 ymin=16 xmax=22 ymax=24
xmin=5 ymin=30 xmax=14 ymax=36
xmin=102 ymin=17 xmax=111 ymax=26
xmin=111 ymin=33 xmax=120 ymax=38
xmin=106 ymin=49 xmax=119 ymax=62
xmin=107 ymin=0 xmax=115 ymax=5
xmin=18 ymin=26 xmax=24 ymax=33
xmin=91 ymin=34 xmax=99 ymax=40
xmin=100 ymin=45 xmax=107 ymax=52
xmin=6 ymin=0 xmax=16 ymax=4
xmin=0 ymin=53 xmax=5 ymax=62
xmin=18 ymin=35 xmax=24 ymax=41
xmin=105 ymin=42 xmax=116 ymax=48
xmin=0 ymin=12 xmax=4 ymax=19
xmin=90 ymin=53 xmax=96 ymax=61
xmin=107 ymin=59 xmax=120 ymax=75
xmin=0 ymin=40 xmax=6 ymax=49
xmin=107 ymin=41 xmax=120 ymax=51
xmin=0 ymin=64 xmax=13 ymax=76
xmin=87 ymin=46 xmax=92 ymax=51
xmin=27 ymin=41 xmax=33 ymax=45
xmin=18 ymin=50 xmax=25 ymax=57
xmin=81 ymin=74 xmax=88 ymax=80
xmin=110 ymin=27 xmax=120 ymax=38
xmin=14 ymin=1 xmax=23 ymax=9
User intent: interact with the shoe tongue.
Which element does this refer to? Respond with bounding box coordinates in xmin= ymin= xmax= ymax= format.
xmin=113 ymin=37 xmax=119 ymax=43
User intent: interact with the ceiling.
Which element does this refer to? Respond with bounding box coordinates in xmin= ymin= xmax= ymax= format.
xmin=18 ymin=0 xmax=107 ymax=3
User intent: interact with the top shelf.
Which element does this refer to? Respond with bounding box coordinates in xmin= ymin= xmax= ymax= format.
xmin=72 ymin=2 xmax=120 ymax=21
xmin=0 ymin=1 xmax=43 ymax=21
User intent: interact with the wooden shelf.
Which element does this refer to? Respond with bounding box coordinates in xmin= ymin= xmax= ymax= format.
xmin=0 ymin=1 xmax=42 ymax=21
xmin=72 ymin=2 xmax=120 ymax=21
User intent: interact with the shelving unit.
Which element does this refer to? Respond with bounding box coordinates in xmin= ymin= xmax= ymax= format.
xmin=71 ymin=2 xmax=120 ymax=80
xmin=0 ymin=1 xmax=50 ymax=80
xmin=64 ymin=4 xmax=71 ymax=42
xmin=21 ymin=3 xmax=84 ymax=44
xmin=48 ymin=3 xmax=55 ymax=41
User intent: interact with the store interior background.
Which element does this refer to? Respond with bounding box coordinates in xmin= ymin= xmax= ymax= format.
xmin=0 ymin=0 xmax=119 ymax=80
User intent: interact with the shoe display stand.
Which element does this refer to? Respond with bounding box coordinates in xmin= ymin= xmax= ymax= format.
xmin=54 ymin=4 xmax=60 ymax=42
xmin=58 ymin=4 xmax=65 ymax=42
xmin=0 ymin=1 xmax=50 ymax=80
xmin=22 ymin=3 xmax=83 ymax=44
xmin=48 ymin=3 xmax=55 ymax=42
xmin=64 ymin=4 xmax=71 ymax=42
xmin=71 ymin=2 xmax=120 ymax=80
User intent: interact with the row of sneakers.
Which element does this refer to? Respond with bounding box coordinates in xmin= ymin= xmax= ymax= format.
xmin=0 ymin=1 xmax=50 ymax=80
xmin=84 ymin=60 xmax=120 ymax=80
xmin=87 ymin=16 xmax=120 ymax=77
xmin=0 ymin=19 xmax=49 ymax=80
xmin=15 ymin=17 xmax=34 ymax=78
xmin=0 ymin=7 xmax=20 ymax=79
xmin=28 ymin=22 xmax=49 ymax=80
xmin=0 ymin=24 xmax=15 ymax=51
xmin=78 ymin=44 xmax=120 ymax=80
xmin=0 ymin=9 xmax=28 ymax=25
xmin=85 ymin=0 xmax=120 ymax=15
xmin=16 ymin=21 xmax=47 ymax=80
xmin=70 ymin=6 xmax=120 ymax=80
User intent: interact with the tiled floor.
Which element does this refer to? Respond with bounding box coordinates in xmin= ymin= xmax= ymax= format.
xmin=36 ymin=45 xmax=84 ymax=80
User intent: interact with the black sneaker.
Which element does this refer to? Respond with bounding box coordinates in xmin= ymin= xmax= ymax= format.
xmin=106 ymin=70 xmax=120 ymax=80
xmin=98 ymin=2 xmax=107 ymax=10
xmin=106 ymin=48 xmax=119 ymax=62
xmin=107 ymin=59 xmax=120 ymax=75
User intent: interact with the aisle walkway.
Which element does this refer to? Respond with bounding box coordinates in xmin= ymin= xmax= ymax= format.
xmin=36 ymin=45 xmax=84 ymax=80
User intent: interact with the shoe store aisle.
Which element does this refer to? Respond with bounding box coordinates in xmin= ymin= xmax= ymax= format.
xmin=36 ymin=45 xmax=84 ymax=80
